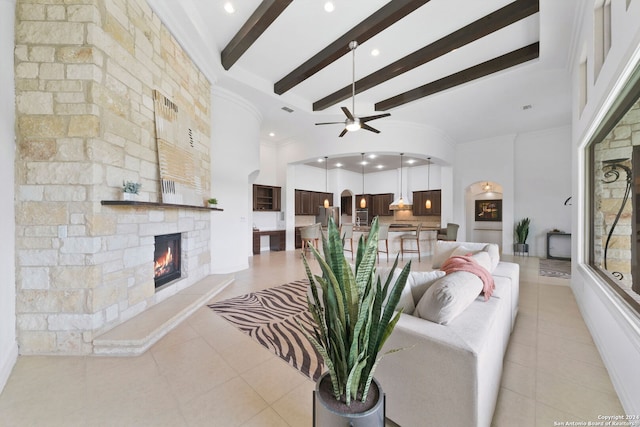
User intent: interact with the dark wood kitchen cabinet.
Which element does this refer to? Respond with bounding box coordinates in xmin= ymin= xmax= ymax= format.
xmin=372 ymin=193 xmax=394 ymax=217
xmin=253 ymin=184 xmax=281 ymax=211
xmin=295 ymin=189 xmax=333 ymax=215
xmin=412 ymin=190 xmax=441 ymax=216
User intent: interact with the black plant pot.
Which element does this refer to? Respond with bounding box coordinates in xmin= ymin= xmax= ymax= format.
xmin=313 ymin=372 xmax=385 ymax=426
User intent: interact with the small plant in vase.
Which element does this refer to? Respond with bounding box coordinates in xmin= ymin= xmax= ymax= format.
xmin=122 ymin=181 xmax=141 ymax=201
xmin=207 ymin=198 xmax=218 ymax=208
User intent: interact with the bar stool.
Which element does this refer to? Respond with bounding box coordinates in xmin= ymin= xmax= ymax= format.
xmin=400 ymin=223 xmax=422 ymax=261
xmin=300 ymin=223 xmax=321 ymax=253
xmin=377 ymin=223 xmax=390 ymax=262
xmin=341 ymin=223 xmax=354 ymax=260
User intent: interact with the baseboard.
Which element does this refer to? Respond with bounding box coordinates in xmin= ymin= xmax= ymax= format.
xmin=0 ymin=341 xmax=18 ymax=393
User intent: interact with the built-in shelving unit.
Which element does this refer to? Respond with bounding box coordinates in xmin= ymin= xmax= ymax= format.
xmin=101 ymin=200 xmax=223 ymax=211
xmin=253 ymin=184 xmax=281 ymax=211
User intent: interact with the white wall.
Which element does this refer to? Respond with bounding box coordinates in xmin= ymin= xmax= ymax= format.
xmin=570 ymin=0 xmax=640 ymax=415
xmin=210 ymin=87 xmax=261 ymax=272
xmin=514 ymin=126 xmax=572 ymax=256
xmin=455 ymin=126 xmax=571 ymax=256
xmin=0 ymin=0 xmax=17 ymax=393
xmin=456 ymin=134 xmax=517 ymax=251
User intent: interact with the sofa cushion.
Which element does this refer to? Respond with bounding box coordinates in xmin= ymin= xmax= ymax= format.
xmin=432 ymin=241 xmax=500 ymax=272
xmin=413 ymin=271 xmax=483 ymax=325
xmin=377 ymin=268 xmax=445 ymax=315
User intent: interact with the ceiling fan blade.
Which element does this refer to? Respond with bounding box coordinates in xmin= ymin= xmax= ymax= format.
xmin=315 ymin=121 xmax=345 ymax=125
xmin=359 ymin=113 xmax=391 ymax=123
xmin=361 ymin=123 xmax=380 ymax=134
xmin=341 ymin=106 xmax=355 ymax=120
xmin=338 ymin=128 xmax=348 ymax=137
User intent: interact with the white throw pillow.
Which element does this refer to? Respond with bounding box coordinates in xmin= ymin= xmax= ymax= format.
xmin=471 ymin=251 xmax=492 ymax=273
xmin=406 ymin=270 xmax=446 ymax=303
xmin=414 ymin=271 xmax=483 ymax=325
xmin=377 ymin=268 xmax=415 ymax=314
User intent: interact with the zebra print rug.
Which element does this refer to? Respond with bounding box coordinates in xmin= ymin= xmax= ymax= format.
xmin=208 ymin=280 xmax=323 ymax=381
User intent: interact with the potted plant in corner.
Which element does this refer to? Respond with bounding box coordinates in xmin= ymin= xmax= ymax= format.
xmin=207 ymin=198 xmax=218 ymax=208
xmin=514 ymin=217 xmax=531 ymax=255
xmin=299 ymin=217 xmax=411 ymax=426
xmin=122 ymin=181 xmax=141 ymax=201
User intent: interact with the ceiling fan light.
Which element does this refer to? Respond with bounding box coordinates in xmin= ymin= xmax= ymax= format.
xmin=346 ymin=119 xmax=361 ymax=132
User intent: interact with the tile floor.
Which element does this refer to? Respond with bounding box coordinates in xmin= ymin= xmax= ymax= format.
xmin=0 ymin=250 xmax=625 ymax=426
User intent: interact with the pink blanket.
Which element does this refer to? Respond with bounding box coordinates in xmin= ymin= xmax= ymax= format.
xmin=441 ymin=255 xmax=495 ymax=300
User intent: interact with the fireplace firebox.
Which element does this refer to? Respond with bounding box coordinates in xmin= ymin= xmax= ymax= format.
xmin=154 ymin=233 xmax=181 ymax=288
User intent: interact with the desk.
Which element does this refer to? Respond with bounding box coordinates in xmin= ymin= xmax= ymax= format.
xmin=547 ymin=232 xmax=571 ymax=260
xmin=253 ymin=229 xmax=285 ymax=254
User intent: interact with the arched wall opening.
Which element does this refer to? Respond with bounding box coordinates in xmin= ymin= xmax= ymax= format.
xmin=464 ymin=181 xmax=504 ymax=251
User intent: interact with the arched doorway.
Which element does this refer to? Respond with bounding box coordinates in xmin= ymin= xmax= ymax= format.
xmin=340 ymin=189 xmax=355 ymax=225
xmin=464 ymin=181 xmax=504 ymax=251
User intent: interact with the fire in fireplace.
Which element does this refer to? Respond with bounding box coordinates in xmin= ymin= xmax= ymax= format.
xmin=154 ymin=233 xmax=181 ymax=288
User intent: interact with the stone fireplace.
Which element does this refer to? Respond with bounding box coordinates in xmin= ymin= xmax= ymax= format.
xmin=14 ymin=0 xmax=212 ymax=354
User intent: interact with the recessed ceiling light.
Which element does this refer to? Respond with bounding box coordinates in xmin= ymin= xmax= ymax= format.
xmin=268 ymin=132 xmax=275 ymax=137
xmin=223 ymin=2 xmax=235 ymax=14
xmin=371 ymin=49 xmax=380 ymax=57
xmin=335 ymin=163 xmax=343 ymax=167
xmin=324 ymin=2 xmax=334 ymax=12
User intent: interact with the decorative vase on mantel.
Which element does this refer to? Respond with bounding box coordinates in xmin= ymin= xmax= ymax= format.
xmin=299 ymin=217 xmax=410 ymax=427
xmin=122 ymin=181 xmax=141 ymax=201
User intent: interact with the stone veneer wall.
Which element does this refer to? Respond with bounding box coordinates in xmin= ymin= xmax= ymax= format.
xmin=14 ymin=0 xmax=211 ymax=354
xmin=593 ymin=99 xmax=639 ymax=300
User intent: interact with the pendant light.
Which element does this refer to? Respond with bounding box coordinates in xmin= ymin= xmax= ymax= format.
xmin=360 ymin=153 xmax=367 ymax=208
xmin=425 ymin=157 xmax=432 ymax=210
xmin=323 ymin=156 xmax=330 ymax=208
xmin=398 ymin=153 xmax=404 ymax=208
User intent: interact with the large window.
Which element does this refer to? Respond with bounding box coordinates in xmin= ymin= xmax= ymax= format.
xmin=588 ymin=60 xmax=640 ymax=312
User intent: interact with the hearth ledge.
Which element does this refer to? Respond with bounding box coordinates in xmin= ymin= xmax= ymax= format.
xmin=92 ymin=274 xmax=234 ymax=356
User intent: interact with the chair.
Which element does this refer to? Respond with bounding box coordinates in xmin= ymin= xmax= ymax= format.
xmin=341 ymin=223 xmax=354 ymax=259
xmin=300 ymin=223 xmax=321 ymax=253
xmin=377 ymin=223 xmax=390 ymax=262
xmin=400 ymin=223 xmax=422 ymax=261
xmin=437 ymin=223 xmax=459 ymax=241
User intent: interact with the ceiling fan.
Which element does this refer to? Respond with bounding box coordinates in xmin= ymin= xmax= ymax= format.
xmin=315 ymin=41 xmax=390 ymax=137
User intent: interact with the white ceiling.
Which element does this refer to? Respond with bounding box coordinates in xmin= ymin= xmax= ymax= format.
xmin=149 ymin=0 xmax=579 ymax=154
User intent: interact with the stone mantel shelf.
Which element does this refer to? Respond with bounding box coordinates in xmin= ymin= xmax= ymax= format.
xmin=101 ymin=200 xmax=223 ymax=211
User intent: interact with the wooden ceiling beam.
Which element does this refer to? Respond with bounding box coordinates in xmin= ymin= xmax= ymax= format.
xmin=274 ymin=0 xmax=430 ymax=95
xmin=313 ymin=0 xmax=539 ymax=111
xmin=374 ymin=42 xmax=540 ymax=111
xmin=221 ymin=0 xmax=293 ymax=70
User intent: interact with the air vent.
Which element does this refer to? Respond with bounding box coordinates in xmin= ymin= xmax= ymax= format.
xmin=281 ymin=106 xmax=294 ymax=113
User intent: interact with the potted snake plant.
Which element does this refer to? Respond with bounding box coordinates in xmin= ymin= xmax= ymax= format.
xmin=514 ymin=217 xmax=531 ymax=255
xmin=299 ymin=216 xmax=410 ymax=426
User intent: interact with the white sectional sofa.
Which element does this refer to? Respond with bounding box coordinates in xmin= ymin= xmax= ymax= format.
xmin=375 ymin=241 xmax=519 ymax=427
